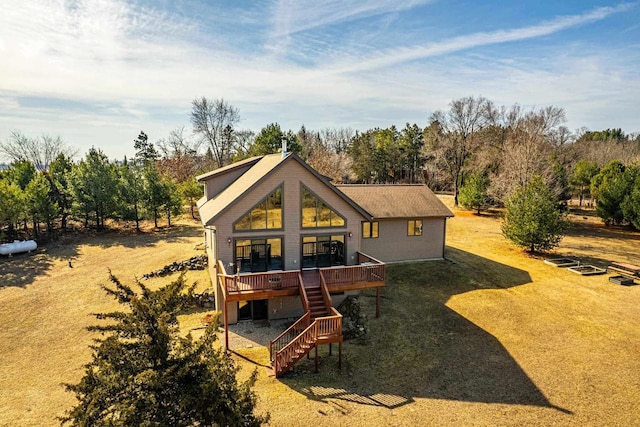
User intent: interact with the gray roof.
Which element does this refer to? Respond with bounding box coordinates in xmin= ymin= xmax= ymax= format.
xmin=336 ymin=184 xmax=454 ymax=219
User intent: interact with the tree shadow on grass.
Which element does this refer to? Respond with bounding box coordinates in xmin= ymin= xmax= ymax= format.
xmin=274 ymin=248 xmax=572 ymax=415
xmin=0 ymin=224 xmax=202 ymax=288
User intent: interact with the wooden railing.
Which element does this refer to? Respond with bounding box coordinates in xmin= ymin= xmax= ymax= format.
xmin=319 ymin=273 xmax=334 ymax=309
xmin=298 ymin=273 xmax=310 ymax=312
xmin=315 ymin=308 xmax=342 ymax=338
xmin=358 ymin=252 xmax=384 ymax=265
xmin=269 ymin=311 xmax=311 ymax=361
xmin=320 ymin=263 xmax=385 ymax=286
xmin=218 ymin=270 xmax=300 ymax=294
xmin=272 ymin=309 xmax=343 ymax=377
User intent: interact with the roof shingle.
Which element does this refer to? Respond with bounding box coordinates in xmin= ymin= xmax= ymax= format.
xmin=336 ymin=184 xmax=453 ymax=219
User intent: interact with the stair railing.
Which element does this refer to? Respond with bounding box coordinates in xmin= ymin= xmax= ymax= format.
xmin=269 ymin=311 xmax=311 ymax=361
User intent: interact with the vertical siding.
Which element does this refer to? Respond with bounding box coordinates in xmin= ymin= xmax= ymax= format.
xmin=360 ymin=217 xmax=446 ymax=262
xmin=203 ymin=165 xmax=253 ymax=200
xmin=214 ymin=160 xmax=365 ymax=269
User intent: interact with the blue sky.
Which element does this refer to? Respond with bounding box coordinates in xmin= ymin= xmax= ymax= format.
xmin=1 ymin=0 xmax=639 ymax=160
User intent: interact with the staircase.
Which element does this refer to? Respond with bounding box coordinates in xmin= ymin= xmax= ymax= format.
xmin=302 ymin=270 xmax=330 ymax=318
xmin=269 ymin=270 xmax=342 ymax=377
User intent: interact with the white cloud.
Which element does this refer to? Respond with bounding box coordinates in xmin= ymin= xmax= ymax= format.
xmin=326 ymin=3 xmax=635 ymax=74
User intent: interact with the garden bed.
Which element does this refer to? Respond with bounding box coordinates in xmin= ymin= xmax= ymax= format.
xmin=609 ymin=275 xmax=636 ymax=286
xmin=567 ymin=265 xmax=606 ymax=276
xmin=544 ymin=258 xmax=580 ymax=267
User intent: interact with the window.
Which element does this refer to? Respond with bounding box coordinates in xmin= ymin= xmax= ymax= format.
xmin=408 ymin=219 xmax=423 ymax=236
xmin=235 ymin=238 xmax=283 ymax=273
xmin=234 ymin=186 xmax=282 ymax=231
xmin=362 ymin=221 xmax=379 ymax=239
xmin=302 ymin=235 xmax=345 ymax=268
xmin=301 ymin=187 xmax=345 ymax=228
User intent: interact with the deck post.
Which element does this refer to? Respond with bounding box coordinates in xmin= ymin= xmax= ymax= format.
xmin=224 ymin=300 xmax=229 ymax=351
xmin=376 ymin=287 xmax=380 ymax=318
xmin=315 ymin=345 xmax=318 ymax=373
xmin=338 ymin=341 xmax=342 ymax=369
xmin=329 ymin=342 xmax=332 ymax=356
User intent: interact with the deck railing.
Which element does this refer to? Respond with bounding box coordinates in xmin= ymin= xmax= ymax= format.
xmin=320 ymin=261 xmax=385 ymax=287
xmin=218 ymin=270 xmax=300 ymax=294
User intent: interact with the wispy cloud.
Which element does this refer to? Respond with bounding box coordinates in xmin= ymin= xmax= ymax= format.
xmin=328 ymin=3 xmax=635 ymax=73
xmin=267 ymin=0 xmax=433 ymax=54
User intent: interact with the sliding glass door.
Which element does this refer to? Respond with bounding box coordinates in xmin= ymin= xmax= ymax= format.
xmin=302 ymin=235 xmax=345 ymax=268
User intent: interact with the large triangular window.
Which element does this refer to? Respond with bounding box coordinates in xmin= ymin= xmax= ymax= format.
xmin=301 ymin=186 xmax=346 ymax=228
xmin=234 ymin=185 xmax=283 ymax=231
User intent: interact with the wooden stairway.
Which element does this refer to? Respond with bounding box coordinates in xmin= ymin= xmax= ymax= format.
xmin=269 ymin=270 xmax=342 ymax=377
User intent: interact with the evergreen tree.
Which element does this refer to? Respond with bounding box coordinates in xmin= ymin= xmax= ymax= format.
xmin=590 ymin=161 xmax=632 ymax=225
xmin=117 ymin=160 xmax=144 ymax=232
xmin=569 ymin=160 xmax=599 ymax=207
xmin=248 ymin=123 xmax=300 ymax=157
xmin=459 ymin=172 xmax=490 ymax=214
xmin=179 ymin=178 xmax=202 ymax=220
xmin=25 ymin=172 xmax=57 ymax=237
xmin=0 ymin=178 xmax=24 ymax=240
xmin=621 ymin=166 xmax=640 ymax=230
xmin=70 ymin=148 xmax=119 ymax=230
xmin=502 ymin=175 xmax=567 ymax=252
xmin=49 ymin=154 xmax=74 ymax=230
xmin=60 ymin=273 xmax=266 ymax=426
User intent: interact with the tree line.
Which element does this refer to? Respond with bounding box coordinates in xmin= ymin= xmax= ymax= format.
xmin=2 ymin=95 xmax=639 ymax=243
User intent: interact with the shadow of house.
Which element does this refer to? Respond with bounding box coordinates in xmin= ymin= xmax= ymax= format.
xmin=274 ymin=247 xmax=570 ymax=413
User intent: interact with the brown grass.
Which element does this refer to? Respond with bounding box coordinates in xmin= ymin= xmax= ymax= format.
xmin=2 ymin=204 xmax=640 ymax=426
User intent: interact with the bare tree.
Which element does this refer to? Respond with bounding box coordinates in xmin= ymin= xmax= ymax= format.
xmin=0 ymin=130 xmax=76 ymax=170
xmin=489 ymin=106 xmax=568 ymax=200
xmin=424 ymin=96 xmax=493 ymax=205
xmin=190 ymin=97 xmax=240 ymax=168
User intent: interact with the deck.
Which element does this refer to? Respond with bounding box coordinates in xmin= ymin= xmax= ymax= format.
xmin=217 ymin=252 xmax=385 ymax=301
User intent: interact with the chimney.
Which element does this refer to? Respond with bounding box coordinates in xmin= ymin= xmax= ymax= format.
xmin=281 ymin=137 xmax=287 ymax=159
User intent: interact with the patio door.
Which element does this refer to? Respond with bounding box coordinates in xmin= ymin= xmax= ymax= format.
xmin=301 ymin=235 xmax=345 ymax=269
xmin=235 ymin=238 xmax=283 ymax=273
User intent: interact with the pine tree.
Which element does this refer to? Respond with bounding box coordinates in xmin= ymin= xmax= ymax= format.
xmin=459 ymin=172 xmax=490 ymax=214
xmin=502 ymin=175 xmax=567 ymax=252
xmin=61 ymin=273 xmax=266 ymax=426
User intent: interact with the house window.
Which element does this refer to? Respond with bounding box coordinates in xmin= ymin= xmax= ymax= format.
xmin=302 ymin=235 xmax=345 ymax=268
xmin=408 ymin=219 xmax=423 ymax=236
xmin=362 ymin=221 xmax=379 ymax=239
xmin=235 ymin=238 xmax=283 ymax=273
xmin=234 ymin=186 xmax=283 ymax=231
xmin=301 ymin=186 xmax=346 ymax=228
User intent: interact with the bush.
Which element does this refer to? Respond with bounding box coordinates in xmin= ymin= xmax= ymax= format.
xmin=60 ymin=273 xmax=266 ymax=426
xmin=502 ymin=175 xmax=568 ymax=253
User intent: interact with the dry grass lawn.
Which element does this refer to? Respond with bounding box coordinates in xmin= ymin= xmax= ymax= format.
xmin=1 ymin=203 xmax=640 ymax=426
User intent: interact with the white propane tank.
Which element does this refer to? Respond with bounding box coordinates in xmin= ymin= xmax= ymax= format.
xmin=0 ymin=240 xmax=38 ymax=256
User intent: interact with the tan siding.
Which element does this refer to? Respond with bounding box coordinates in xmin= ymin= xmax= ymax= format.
xmin=204 ymin=166 xmax=252 ymax=200
xmin=214 ymin=160 xmax=364 ymax=269
xmin=360 ymin=218 xmax=446 ymax=262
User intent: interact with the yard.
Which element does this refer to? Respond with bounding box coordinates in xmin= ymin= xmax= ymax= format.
xmin=1 ymin=201 xmax=640 ymax=426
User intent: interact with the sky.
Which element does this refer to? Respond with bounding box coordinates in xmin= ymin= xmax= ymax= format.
xmin=1 ymin=0 xmax=639 ymax=161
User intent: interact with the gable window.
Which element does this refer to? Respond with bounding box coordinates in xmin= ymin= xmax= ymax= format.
xmin=234 ymin=186 xmax=282 ymax=231
xmin=301 ymin=186 xmax=346 ymax=228
xmin=408 ymin=219 xmax=423 ymax=236
xmin=362 ymin=221 xmax=379 ymax=239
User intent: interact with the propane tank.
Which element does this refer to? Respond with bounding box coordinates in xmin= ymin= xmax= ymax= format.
xmin=0 ymin=240 xmax=38 ymax=256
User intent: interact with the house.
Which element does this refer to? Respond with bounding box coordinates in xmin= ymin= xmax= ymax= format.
xmin=196 ymin=152 xmax=452 ymax=376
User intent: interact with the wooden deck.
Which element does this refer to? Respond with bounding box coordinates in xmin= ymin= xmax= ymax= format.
xmin=217 ymin=253 xmax=385 ymax=300
xmin=217 ymin=253 xmax=385 ymax=364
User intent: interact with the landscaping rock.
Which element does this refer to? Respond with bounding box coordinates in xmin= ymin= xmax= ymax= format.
xmin=142 ymin=255 xmax=208 ymax=279
xmin=337 ymin=296 xmax=369 ymax=340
